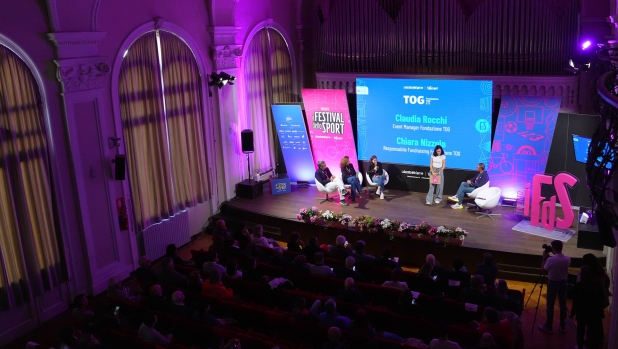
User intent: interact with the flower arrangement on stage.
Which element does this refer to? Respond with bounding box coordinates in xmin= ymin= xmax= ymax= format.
xmin=351 ymin=215 xmax=379 ymax=231
xmin=321 ymin=210 xmax=341 ymax=222
xmin=339 ymin=214 xmax=353 ymax=225
xmin=297 ymin=206 xmax=321 ymax=223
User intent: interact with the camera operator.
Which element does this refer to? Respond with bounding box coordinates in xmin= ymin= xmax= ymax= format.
xmin=538 ymin=240 xmax=571 ymax=334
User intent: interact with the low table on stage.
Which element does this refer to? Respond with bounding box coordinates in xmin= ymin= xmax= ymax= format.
xmin=269 ymin=174 xmax=291 ymax=195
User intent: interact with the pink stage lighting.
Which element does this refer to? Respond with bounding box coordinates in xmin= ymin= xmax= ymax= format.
xmin=582 ymin=40 xmax=591 ymax=50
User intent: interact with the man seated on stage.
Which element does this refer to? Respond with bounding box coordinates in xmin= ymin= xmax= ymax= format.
xmin=315 ymin=160 xmax=349 ymax=206
xmin=449 ymin=163 xmax=489 ymax=209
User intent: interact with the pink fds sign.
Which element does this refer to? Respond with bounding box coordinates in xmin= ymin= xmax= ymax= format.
xmin=523 ymin=173 xmax=579 ymax=231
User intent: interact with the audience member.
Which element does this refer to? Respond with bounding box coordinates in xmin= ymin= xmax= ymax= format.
xmin=78 ymin=332 xmax=102 ymax=349
xmin=312 ymin=299 xmax=351 ymax=329
xmin=251 ymin=225 xmax=279 ymax=249
xmin=226 ymin=260 xmax=242 ymax=279
xmin=459 ymin=275 xmax=488 ymax=306
xmin=287 ymin=231 xmax=304 ymax=252
xmin=426 ymin=254 xmax=445 ymax=278
xmin=336 ymin=278 xmax=368 ymax=305
xmin=232 ymin=222 xmax=252 ymax=249
xmin=475 ymin=307 xmax=513 ymax=348
xmin=107 ymin=276 xmax=139 ymax=303
xmin=71 ymin=294 xmax=94 ymax=322
xmin=474 ymin=252 xmax=498 ymax=286
xmin=92 ymin=301 xmax=125 ymax=331
xmin=165 ymin=243 xmax=194 ymax=266
xmin=310 ymin=252 xmax=335 ymax=277
xmin=335 ymin=256 xmax=369 ymax=283
xmin=373 ymin=247 xmax=399 ymax=269
xmin=443 ymin=257 xmax=471 ymax=290
xmin=352 ymin=240 xmax=375 ymax=265
xmin=186 ymin=270 xmax=204 ymax=294
xmin=213 ymin=219 xmax=234 ymax=246
xmin=202 ymin=251 xmax=226 ymax=276
xmin=429 ymin=321 xmax=462 ymax=349
xmin=571 ymin=265 xmax=606 ymax=349
xmin=169 ymin=290 xmax=199 ymax=320
xmin=241 ymin=257 xmax=269 ymax=285
xmin=291 ymin=296 xmax=311 ymax=322
xmin=134 ymin=255 xmax=158 ymax=286
xmin=395 ymin=289 xmax=424 ymax=317
xmin=58 ymin=325 xmax=80 ymax=349
xmin=489 ymin=279 xmax=521 ymax=315
xmin=469 ymin=333 xmax=498 ymax=349
xmin=290 ymin=254 xmax=310 ymax=273
xmin=382 ymin=268 xmax=410 ymax=291
xmin=329 ymin=235 xmax=352 ymax=261
xmin=578 ymin=253 xmax=611 ymax=310
xmin=303 ymin=236 xmax=321 ymax=263
xmin=144 ymin=284 xmax=171 ymax=312
xmin=158 ymin=257 xmax=187 ymax=287
xmin=268 ymin=247 xmax=290 ymax=268
xmin=323 ymin=327 xmax=351 ymax=349
xmin=138 ymin=312 xmax=173 ymax=345
xmin=201 ymin=270 xmax=234 ymax=299
xmin=414 ymin=263 xmax=441 ymax=296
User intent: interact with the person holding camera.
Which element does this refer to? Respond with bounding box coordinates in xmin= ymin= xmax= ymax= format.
xmin=538 ymin=240 xmax=571 ymax=334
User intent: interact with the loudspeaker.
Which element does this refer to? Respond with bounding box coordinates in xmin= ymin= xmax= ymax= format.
xmin=241 ymin=129 xmax=254 ymax=153
xmin=236 ymin=179 xmax=263 ymax=199
xmin=114 ymin=155 xmax=126 ymax=180
xmin=596 ymin=209 xmax=617 ymax=248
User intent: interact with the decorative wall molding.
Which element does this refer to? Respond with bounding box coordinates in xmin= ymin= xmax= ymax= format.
xmin=47 ymin=32 xmax=107 ymax=59
xmin=212 ymin=44 xmax=242 ymax=70
xmin=91 ymin=0 xmax=101 ymax=31
xmin=207 ymin=26 xmax=241 ymax=45
xmin=54 ymin=57 xmax=110 ymax=93
xmin=154 ymin=17 xmax=165 ymax=30
xmin=315 ymin=72 xmax=580 ymax=112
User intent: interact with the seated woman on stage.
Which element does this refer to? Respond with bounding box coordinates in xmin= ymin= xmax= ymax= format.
xmin=340 ymin=156 xmax=363 ymax=202
xmin=367 ymin=155 xmax=385 ymax=200
xmin=315 ymin=160 xmax=349 ymax=206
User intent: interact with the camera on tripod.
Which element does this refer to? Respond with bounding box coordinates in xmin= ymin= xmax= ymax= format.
xmin=542 ymin=243 xmax=553 ymax=254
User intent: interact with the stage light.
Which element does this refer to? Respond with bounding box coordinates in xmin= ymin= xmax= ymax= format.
xmin=208 ymin=72 xmax=236 ymax=89
xmin=501 ymin=197 xmax=517 ymax=207
xmin=297 ymin=181 xmax=310 ymax=188
xmin=582 ymin=40 xmax=591 ymax=50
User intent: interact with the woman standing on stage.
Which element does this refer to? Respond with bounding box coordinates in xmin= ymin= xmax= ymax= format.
xmin=367 ymin=155 xmax=385 ymax=200
xmin=341 ymin=156 xmax=363 ymax=202
xmin=426 ymin=145 xmax=446 ymax=205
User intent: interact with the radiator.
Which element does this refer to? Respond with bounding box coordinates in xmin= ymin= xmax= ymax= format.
xmin=142 ymin=210 xmax=190 ymax=260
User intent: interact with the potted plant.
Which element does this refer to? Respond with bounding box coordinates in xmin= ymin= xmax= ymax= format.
xmin=296 ymin=206 xmax=322 ymax=224
xmin=322 ymin=210 xmax=345 ymax=229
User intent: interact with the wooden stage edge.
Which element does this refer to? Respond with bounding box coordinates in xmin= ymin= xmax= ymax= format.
xmin=221 ymin=185 xmax=605 ymax=264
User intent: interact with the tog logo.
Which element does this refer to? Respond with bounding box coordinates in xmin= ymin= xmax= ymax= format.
xmin=523 ymin=173 xmax=578 ymax=230
xmin=275 ymin=183 xmax=287 ymax=191
xmin=475 ymin=119 xmax=490 ymax=133
xmin=403 ymin=95 xmax=425 ymax=105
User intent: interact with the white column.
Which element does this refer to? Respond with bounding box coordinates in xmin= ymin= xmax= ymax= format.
xmin=48 ymin=32 xmax=137 ymax=295
xmin=208 ymin=26 xmax=244 ymax=201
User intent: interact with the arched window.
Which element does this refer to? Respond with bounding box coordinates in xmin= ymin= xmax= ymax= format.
xmin=244 ymin=27 xmax=295 ymax=173
xmin=0 ymin=44 xmax=63 ymax=309
xmin=118 ymin=30 xmax=210 ymax=231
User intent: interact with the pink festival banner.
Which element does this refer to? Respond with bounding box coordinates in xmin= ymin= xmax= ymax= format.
xmin=301 ymin=89 xmax=359 ymax=178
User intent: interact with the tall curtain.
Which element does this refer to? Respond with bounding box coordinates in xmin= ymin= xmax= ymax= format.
xmin=119 ymin=33 xmax=175 ymax=230
xmin=244 ymin=28 xmax=295 ymax=174
xmin=119 ymin=31 xmax=210 ymax=230
xmin=159 ymin=31 xmax=210 ymax=208
xmin=0 ymin=45 xmax=63 ymax=310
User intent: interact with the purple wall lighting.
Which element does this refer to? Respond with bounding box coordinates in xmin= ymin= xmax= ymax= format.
xmin=489 ymin=96 xmax=562 ymax=199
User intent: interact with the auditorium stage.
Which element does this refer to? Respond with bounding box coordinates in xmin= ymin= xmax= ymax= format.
xmin=219 ymin=185 xmax=605 ymax=273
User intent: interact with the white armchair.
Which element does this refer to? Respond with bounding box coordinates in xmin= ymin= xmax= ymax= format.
xmin=365 ymin=169 xmax=390 ymax=192
xmin=475 ymin=187 xmax=502 ymax=220
xmin=466 ymin=181 xmax=490 ymax=209
xmin=315 ymin=178 xmax=338 ymax=204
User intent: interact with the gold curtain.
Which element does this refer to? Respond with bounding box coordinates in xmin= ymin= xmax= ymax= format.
xmin=119 ymin=32 xmax=175 ymax=230
xmin=0 ymin=45 xmax=63 ymax=309
xmin=159 ymin=31 xmax=210 ymax=208
xmin=244 ymin=28 xmax=295 ymax=174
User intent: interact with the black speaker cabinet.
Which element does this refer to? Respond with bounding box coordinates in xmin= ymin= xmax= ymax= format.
xmin=577 ymin=229 xmax=604 ymax=251
xmin=241 ymin=129 xmax=254 ymax=153
xmin=114 ymin=155 xmax=126 ymax=180
xmin=236 ymin=179 xmax=263 ymax=199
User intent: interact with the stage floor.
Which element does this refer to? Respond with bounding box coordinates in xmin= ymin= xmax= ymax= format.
xmin=227 ymin=185 xmax=605 ymax=259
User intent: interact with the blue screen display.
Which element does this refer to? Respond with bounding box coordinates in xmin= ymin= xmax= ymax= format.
xmin=356 ymin=78 xmax=493 ymax=170
xmin=573 ymin=134 xmax=614 ymax=169
xmin=271 ymin=104 xmax=316 ymax=183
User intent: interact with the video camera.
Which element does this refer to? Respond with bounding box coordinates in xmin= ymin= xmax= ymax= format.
xmin=542 ymin=244 xmax=553 ymax=254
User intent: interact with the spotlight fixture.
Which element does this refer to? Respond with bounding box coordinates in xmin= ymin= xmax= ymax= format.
xmin=208 ymin=72 xmax=236 ymax=89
